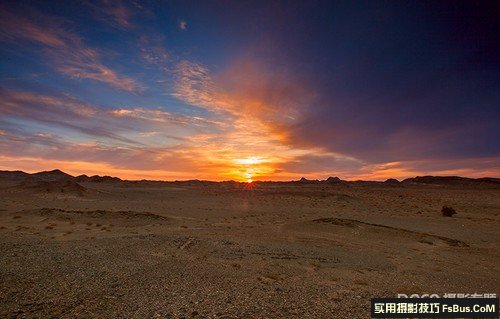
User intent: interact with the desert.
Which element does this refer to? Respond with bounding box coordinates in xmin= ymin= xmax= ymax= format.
xmin=1 ymin=170 xmax=499 ymax=318
xmin=1 ymin=1 xmax=499 ymax=317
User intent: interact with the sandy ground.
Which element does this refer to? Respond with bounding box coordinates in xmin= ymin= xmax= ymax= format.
xmin=0 ymin=180 xmax=499 ymax=318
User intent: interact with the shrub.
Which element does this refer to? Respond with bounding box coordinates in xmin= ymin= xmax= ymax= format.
xmin=441 ymin=206 xmax=457 ymax=217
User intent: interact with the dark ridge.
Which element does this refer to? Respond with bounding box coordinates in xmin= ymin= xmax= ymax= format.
xmin=32 ymin=169 xmax=74 ymax=181
xmin=295 ymin=177 xmax=320 ymax=184
xmin=0 ymin=170 xmax=31 ymax=180
xmin=325 ymin=176 xmax=343 ymax=184
xmin=384 ymin=178 xmax=399 ymax=184
xmin=76 ymin=175 xmax=123 ymax=183
xmin=402 ymin=176 xmax=500 ymax=185
xmin=0 ymin=169 xmax=498 ymax=185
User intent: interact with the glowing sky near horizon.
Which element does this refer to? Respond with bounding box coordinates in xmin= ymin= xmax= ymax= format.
xmin=0 ymin=1 xmax=499 ymax=181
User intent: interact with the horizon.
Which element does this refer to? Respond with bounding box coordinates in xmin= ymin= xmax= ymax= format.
xmin=2 ymin=167 xmax=499 ymax=183
xmin=1 ymin=1 xmax=499 ymax=182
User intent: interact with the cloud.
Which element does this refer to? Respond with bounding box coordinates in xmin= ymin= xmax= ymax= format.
xmin=168 ymin=55 xmax=499 ymax=180
xmin=0 ymin=88 xmax=141 ymax=145
xmin=0 ymin=87 xmax=232 ymax=172
xmin=171 ymin=60 xmax=226 ymax=112
xmin=137 ymin=35 xmax=170 ymax=66
xmin=172 ymin=57 xmax=312 ymax=121
xmin=167 ymin=57 xmax=324 ymax=180
xmin=0 ymin=7 xmax=69 ymax=48
xmin=290 ymin=96 xmax=500 ymax=164
xmin=109 ymin=107 xmax=226 ymax=129
xmin=87 ymin=0 xmax=134 ymax=30
xmin=0 ymin=86 xmax=234 ymax=179
xmin=3 ymin=85 xmax=498 ymax=181
xmin=1 ymin=1 xmax=496 ymax=180
xmin=56 ymin=52 xmax=141 ymax=92
xmin=0 ymin=6 xmax=142 ymax=92
xmin=0 ymin=87 xmax=216 ymax=149
xmin=179 ymin=20 xmax=187 ymax=30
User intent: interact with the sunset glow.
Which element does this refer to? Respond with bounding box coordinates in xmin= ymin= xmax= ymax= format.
xmin=235 ymin=157 xmax=265 ymax=166
xmin=0 ymin=1 xmax=498 ymax=180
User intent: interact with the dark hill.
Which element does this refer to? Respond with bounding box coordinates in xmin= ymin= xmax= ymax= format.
xmin=75 ymin=175 xmax=122 ymax=183
xmin=325 ymin=176 xmax=343 ymax=184
xmin=0 ymin=170 xmax=31 ymax=181
xmin=384 ymin=178 xmax=399 ymax=184
xmin=32 ymin=169 xmax=74 ymax=181
xmin=402 ymin=176 xmax=500 ymax=186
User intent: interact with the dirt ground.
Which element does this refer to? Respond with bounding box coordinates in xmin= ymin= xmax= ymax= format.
xmin=0 ymin=179 xmax=499 ymax=318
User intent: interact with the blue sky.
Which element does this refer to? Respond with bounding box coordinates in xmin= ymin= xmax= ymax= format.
xmin=0 ymin=0 xmax=499 ymax=180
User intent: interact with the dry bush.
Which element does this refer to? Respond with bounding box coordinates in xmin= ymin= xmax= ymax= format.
xmin=441 ymin=206 xmax=457 ymax=217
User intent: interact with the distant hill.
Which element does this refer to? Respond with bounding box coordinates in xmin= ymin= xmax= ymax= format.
xmin=75 ymin=175 xmax=122 ymax=183
xmin=325 ymin=176 xmax=343 ymax=184
xmin=384 ymin=178 xmax=400 ymax=184
xmin=32 ymin=169 xmax=74 ymax=181
xmin=0 ymin=169 xmax=498 ymax=186
xmin=0 ymin=169 xmax=121 ymax=184
xmin=402 ymin=176 xmax=500 ymax=185
xmin=0 ymin=170 xmax=31 ymax=181
xmin=296 ymin=177 xmax=320 ymax=184
xmin=294 ymin=176 xmax=345 ymax=184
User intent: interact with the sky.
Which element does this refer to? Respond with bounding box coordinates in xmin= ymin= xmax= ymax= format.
xmin=0 ymin=0 xmax=499 ymax=181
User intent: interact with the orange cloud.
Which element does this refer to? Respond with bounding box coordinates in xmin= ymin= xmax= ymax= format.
xmin=167 ymin=57 xmax=324 ymax=181
xmin=170 ymin=56 xmax=500 ymax=182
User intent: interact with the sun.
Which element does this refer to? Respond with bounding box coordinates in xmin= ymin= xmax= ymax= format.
xmin=244 ymin=178 xmax=255 ymax=189
xmin=231 ymin=156 xmax=273 ymax=183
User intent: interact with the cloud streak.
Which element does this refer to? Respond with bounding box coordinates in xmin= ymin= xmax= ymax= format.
xmin=95 ymin=0 xmax=133 ymax=29
xmin=0 ymin=6 xmax=142 ymax=92
xmin=167 ymin=57 xmax=329 ymax=180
